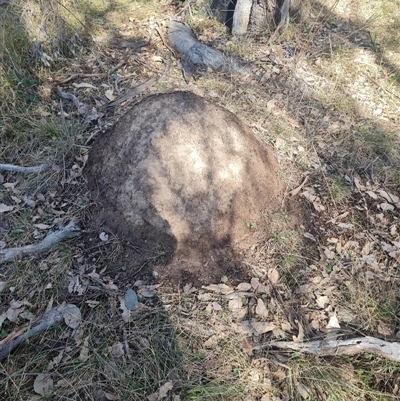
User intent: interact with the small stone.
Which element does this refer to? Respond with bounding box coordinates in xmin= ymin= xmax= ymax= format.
xmin=124 ymin=289 xmax=139 ymax=311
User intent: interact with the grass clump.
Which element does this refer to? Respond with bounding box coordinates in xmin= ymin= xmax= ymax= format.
xmin=285 ymin=356 xmax=398 ymax=401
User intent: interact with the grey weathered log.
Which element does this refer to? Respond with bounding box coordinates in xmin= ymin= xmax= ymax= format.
xmin=0 ymin=163 xmax=49 ymax=174
xmin=167 ymin=21 xmax=251 ymax=76
xmin=0 ymin=304 xmax=80 ymax=360
xmin=262 ymin=336 xmax=400 ymax=362
xmin=0 ymin=221 xmax=80 ymax=264
xmin=232 ymin=0 xmax=253 ymax=35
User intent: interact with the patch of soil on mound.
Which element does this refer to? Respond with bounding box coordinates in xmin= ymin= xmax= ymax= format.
xmin=85 ymin=91 xmax=284 ymax=286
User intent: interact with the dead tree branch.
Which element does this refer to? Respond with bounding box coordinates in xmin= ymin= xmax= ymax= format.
xmin=0 ymin=303 xmax=81 ymax=360
xmin=0 ymin=163 xmax=49 ymax=174
xmin=0 ymin=221 xmax=80 ymax=264
xmin=260 ymin=336 xmax=400 ymax=362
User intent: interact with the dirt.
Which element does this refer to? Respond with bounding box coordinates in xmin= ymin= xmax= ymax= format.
xmin=85 ymin=91 xmax=289 ymax=286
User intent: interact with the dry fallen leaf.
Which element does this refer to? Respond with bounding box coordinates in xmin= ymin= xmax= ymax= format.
xmin=326 ymin=315 xmax=340 ymax=329
xmin=228 ymin=297 xmax=243 ymax=311
xmin=236 ymin=282 xmax=252 ymax=291
xmin=104 ymin=391 xmax=120 ymax=400
xmin=379 ymin=190 xmax=399 ymax=204
xmin=111 ymin=342 xmax=125 ymax=357
xmin=0 ymin=204 xmax=14 ymax=213
xmin=105 ymin=89 xmax=115 ymax=101
xmin=63 ymin=304 xmax=82 ymax=329
xmin=152 ymin=55 xmax=164 ymax=62
xmin=33 ymin=223 xmax=51 ymax=230
xmin=236 ymin=320 xmax=275 ymax=335
xmin=183 ymin=283 xmax=197 ymax=294
xmin=147 ymin=381 xmax=173 ymax=401
xmin=73 ymin=82 xmax=97 ymax=89
xmin=316 ymin=295 xmax=329 ymax=309
xmin=366 ymin=190 xmax=378 ymax=200
xmin=202 ymin=284 xmax=233 ymax=294
xmin=34 ymin=374 xmax=54 ymax=396
xmin=379 ymin=202 xmax=394 ymax=211
xmin=337 ymin=223 xmax=354 ymax=229
xmin=293 ymin=320 xmax=305 ymax=342
xmin=138 ymin=288 xmax=156 ymax=298
xmin=79 ymin=335 xmax=90 ymax=362
xmin=267 ymin=268 xmax=279 ymax=284
xmin=255 ymin=298 xmax=268 ymax=317
xmin=253 ymin=321 xmax=276 ymax=335
xmin=120 ymin=298 xmax=131 ymax=323
xmin=323 ymin=247 xmax=335 ymax=259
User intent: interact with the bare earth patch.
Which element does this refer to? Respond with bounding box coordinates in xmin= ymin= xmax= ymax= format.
xmin=86 ymin=91 xmax=283 ymax=285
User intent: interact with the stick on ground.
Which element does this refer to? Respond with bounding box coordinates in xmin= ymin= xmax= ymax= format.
xmin=0 ymin=303 xmax=81 ymax=360
xmin=0 ymin=221 xmax=80 ymax=264
xmin=259 ymin=336 xmax=400 ymax=362
xmin=0 ymin=163 xmax=49 ymax=174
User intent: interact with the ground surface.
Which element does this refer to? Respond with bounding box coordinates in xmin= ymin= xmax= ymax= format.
xmin=1 ymin=0 xmax=400 ymax=400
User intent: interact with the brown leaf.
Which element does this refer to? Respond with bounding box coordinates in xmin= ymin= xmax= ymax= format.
xmin=236 ymin=282 xmax=252 ymax=291
xmin=34 ymin=223 xmax=51 ymax=230
xmin=73 ymin=82 xmax=97 ymax=89
xmin=253 ymin=321 xmax=276 ymax=335
xmin=202 ymin=284 xmax=233 ymax=294
xmin=104 ymin=391 xmax=120 ymax=400
xmin=147 ymin=381 xmax=173 ymax=401
xmin=366 ymin=190 xmax=378 ymax=200
xmin=212 ymin=302 xmax=222 ymax=311
xmin=251 ymin=277 xmax=260 ymax=290
xmin=105 ymin=89 xmax=115 ymax=101
xmin=316 ymin=295 xmax=329 ymax=309
xmin=79 ymin=336 xmax=90 ymax=361
xmin=267 ymin=268 xmax=279 ymax=284
xmin=255 ymin=298 xmax=268 ymax=317
xmin=379 ymin=202 xmax=394 ymax=211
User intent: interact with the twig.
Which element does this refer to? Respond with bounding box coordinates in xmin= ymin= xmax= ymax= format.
xmin=57 ymin=87 xmax=100 ymax=124
xmin=360 ymin=71 xmax=400 ymax=101
xmin=105 ymin=76 xmax=157 ymax=110
xmin=155 ymin=23 xmax=175 ymax=56
xmin=0 ymin=163 xmax=48 ymax=174
xmin=258 ymin=336 xmax=400 ymax=362
xmin=289 ymin=175 xmax=309 ymax=197
xmin=0 ymin=303 xmax=80 ymax=360
xmin=57 ymin=73 xmax=104 ymax=85
xmin=0 ymin=221 xmax=80 ymax=264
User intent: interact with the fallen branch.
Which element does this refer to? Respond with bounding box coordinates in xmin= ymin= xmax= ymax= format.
xmin=0 ymin=163 xmax=49 ymax=174
xmin=105 ymin=76 xmax=157 ymax=109
xmin=261 ymin=336 xmax=400 ymax=362
xmin=0 ymin=303 xmax=81 ymax=360
xmin=57 ymin=86 xmax=101 ymax=124
xmin=57 ymin=73 xmax=104 ymax=85
xmin=167 ymin=21 xmax=251 ymax=77
xmin=0 ymin=221 xmax=80 ymax=264
xmin=289 ymin=175 xmax=309 ymax=197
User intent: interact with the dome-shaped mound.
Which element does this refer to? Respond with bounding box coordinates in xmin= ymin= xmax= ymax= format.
xmin=86 ymin=91 xmax=282 ymax=283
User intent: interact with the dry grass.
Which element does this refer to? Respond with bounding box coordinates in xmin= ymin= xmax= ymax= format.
xmin=1 ymin=0 xmax=400 ymax=400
